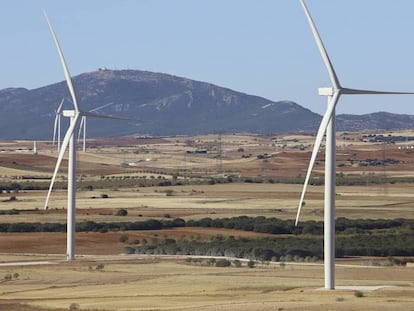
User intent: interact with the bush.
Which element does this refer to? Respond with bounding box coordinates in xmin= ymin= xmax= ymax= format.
xmin=354 ymin=291 xmax=364 ymax=298
xmin=100 ymin=193 xmax=109 ymax=199
xmin=69 ymin=303 xmax=80 ymax=310
xmin=215 ymin=259 xmax=231 ymax=267
xmin=119 ymin=234 xmax=128 ymax=243
xmin=123 ymin=246 xmax=135 ymax=254
xmin=116 ymin=208 xmax=128 ymax=216
xmin=247 ymin=260 xmax=255 ymax=268
xmin=233 ymin=260 xmax=242 ymax=267
xmin=165 ymin=190 xmax=174 ymax=196
xmin=96 ymin=264 xmax=104 ymax=271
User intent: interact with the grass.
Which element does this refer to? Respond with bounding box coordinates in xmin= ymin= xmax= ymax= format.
xmin=2 ymin=182 xmax=414 ymax=223
xmin=0 ymin=257 xmax=413 ymax=310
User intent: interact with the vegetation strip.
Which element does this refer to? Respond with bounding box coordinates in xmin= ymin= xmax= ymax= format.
xmin=1 ymin=216 xmax=412 ymax=259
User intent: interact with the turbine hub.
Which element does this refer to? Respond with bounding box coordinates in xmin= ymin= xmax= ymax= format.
xmin=318 ymin=87 xmax=334 ymax=96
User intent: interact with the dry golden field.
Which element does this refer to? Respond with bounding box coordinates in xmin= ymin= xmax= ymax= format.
xmin=0 ymin=255 xmax=413 ymax=311
xmin=0 ymin=132 xmax=414 ymax=310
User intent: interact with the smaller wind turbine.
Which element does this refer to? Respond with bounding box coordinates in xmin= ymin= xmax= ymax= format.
xmin=52 ymin=98 xmax=64 ymax=152
xmin=296 ymin=0 xmax=414 ymax=290
xmin=77 ymin=102 xmax=115 ymax=153
xmin=44 ymin=13 xmax=134 ymax=261
xmin=78 ymin=116 xmax=86 ymax=152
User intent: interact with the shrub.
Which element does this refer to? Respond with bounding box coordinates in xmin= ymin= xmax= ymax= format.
xmin=123 ymin=246 xmax=135 ymax=254
xmin=116 ymin=208 xmax=128 ymax=216
xmin=233 ymin=260 xmax=242 ymax=267
xmin=215 ymin=259 xmax=231 ymax=267
xmin=100 ymin=193 xmax=109 ymax=199
xmin=69 ymin=303 xmax=80 ymax=310
xmin=96 ymin=264 xmax=104 ymax=271
xmin=119 ymin=234 xmax=128 ymax=243
xmin=247 ymin=260 xmax=255 ymax=268
xmin=354 ymin=290 xmax=364 ymax=298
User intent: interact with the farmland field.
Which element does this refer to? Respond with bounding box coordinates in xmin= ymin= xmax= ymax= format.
xmin=0 ymin=132 xmax=414 ymax=310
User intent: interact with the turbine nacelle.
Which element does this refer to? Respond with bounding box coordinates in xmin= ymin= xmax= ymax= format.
xmin=62 ymin=110 xmax=76 ymax=118
xmin=318 ymin=87 xmax=335 ymax=96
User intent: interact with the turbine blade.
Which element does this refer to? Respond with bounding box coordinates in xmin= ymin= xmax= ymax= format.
xmin=89 ymin=102 xmax=114 ymax=112
xmin=341 ymin=88 xmax=414 ymax=95
xmin=81 ymin=111 xmax=143 ymax=122
xmin=300 ymin=0 xmax=340 ymax=89
xmin=57 ymin=98 xmax=64 ymax=113
xmin=295 ymin=91 xmax=341 ymax=225
xmin=44 ymin=12 xmax=80 ymax=113
xmin=44 ymin=113 xmax=80 ymax=210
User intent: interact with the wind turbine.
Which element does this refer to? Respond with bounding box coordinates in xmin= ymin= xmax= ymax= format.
xmin=43 ymin=13 xmax=132 ymax=261
xmin=295 ymin=0 xmax=414 ymax=290
xmin=52 ymin=98 xmax=64 ymax=152
xmin=77 ymin=103 xmax=115 ymax=153
xmin=78 ymin=116 xmax=86 ymax=152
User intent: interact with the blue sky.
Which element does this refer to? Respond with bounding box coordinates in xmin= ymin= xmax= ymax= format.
xmin=2 ymin=0 xmax=414 ymax=115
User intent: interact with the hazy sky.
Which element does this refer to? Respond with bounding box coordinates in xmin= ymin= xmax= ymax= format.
xmin=2 ymin=0 xmax=414 ymax=115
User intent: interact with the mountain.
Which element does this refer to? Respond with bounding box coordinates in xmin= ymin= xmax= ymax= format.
xmin=0 ymin=69 xmax=322 ymax=139
xmin=336 ymin=112 xmax=414 ymax=132
xmin=0 ymin=69 xmax=413 ymax=139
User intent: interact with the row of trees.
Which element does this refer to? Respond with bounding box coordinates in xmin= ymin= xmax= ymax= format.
xmin=1 ymin=216 xmax=411 ymax=236
xmin=5 ymin=172 xmax=414 ymax=192
xmin=187 ymin=216 xmax=413 ymax=236
xmin=128 ymin=232 xmax=414 ymax=259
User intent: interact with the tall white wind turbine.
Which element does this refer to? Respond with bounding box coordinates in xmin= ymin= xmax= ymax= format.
xmin=44 ymin=13 xmax=132 ymax=261
xmin=52 ymin=98 xmax=64 ymax=152
xmin=295 ymin=0 xmax=414 ymax=290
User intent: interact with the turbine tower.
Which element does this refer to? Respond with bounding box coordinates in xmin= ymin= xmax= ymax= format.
xmin=52 ymin=98 xmax=64 ymax=152
xmin=295 ymin=0 xmax=414 ymax=290
xmin=44 ymin=13 xmax=132 ymax=261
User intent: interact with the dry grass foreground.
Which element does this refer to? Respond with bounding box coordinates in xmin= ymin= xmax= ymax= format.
xmin=0 ymin=256 xmax=413 ymax=311
xmin=1 ymin=133 xmax=414 ymax=310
